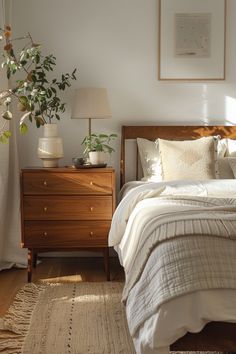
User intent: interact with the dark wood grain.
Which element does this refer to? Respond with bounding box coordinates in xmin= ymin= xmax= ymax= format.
xmin=23 ymin=220 xmax=110 ymax=247
xmin=21 ymin=168 xmax=116 ymax=282
xmin=23 ymin=196 xmax=112 ymax=220
xmin=0 ymin=257 xmax=124 ymax=317
xmin=23 ymin=170 xmax=113 ymax=195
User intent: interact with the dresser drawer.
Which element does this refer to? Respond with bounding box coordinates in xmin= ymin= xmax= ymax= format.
xmin=23 ymin=196 xmax=112 ymax=220
xmin=22 ymin=172 xmax=113 ymax=195
xmin=23 ymin=220 xmax=110 ymax=247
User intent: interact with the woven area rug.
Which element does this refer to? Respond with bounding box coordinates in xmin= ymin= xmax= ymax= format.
xmin=0 ymin=282 xmax=135 ymax=354
xmin=0 ymin=282 xmax=229 ymax=354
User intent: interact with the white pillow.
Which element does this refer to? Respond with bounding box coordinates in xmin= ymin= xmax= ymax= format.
xmin=217 ymin=138 xmax=227 ymax=157
xmin=137 ymin=136 xmax=224 ymax=182
xmin=228 ymin=157 xmax=236 ymax=178
xmin=225 ymin=139 xmax=236 ymax=157
xmin=218 ymin=158 xmax=235 ymax=179
xmin=158 ymin=137 xmax=216 ymax=181
xmin=137 ymin=138 xmax=162 ymax=181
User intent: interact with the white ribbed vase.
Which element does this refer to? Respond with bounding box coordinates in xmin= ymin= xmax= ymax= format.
xmin=37 ymin=124 xmax=64 ymax=168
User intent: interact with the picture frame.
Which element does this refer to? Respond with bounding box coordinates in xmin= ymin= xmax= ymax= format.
xmin=158 ymin=0 xmax=226 ymax=81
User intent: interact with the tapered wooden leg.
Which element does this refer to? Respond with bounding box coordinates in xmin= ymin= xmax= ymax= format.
xmin=103 ymin=247 xmax=110 ymax=281
xmin=27 ymin=249 xmax=33 ymax=282
xmin=33 ymin=252 xmax=37 ymax=268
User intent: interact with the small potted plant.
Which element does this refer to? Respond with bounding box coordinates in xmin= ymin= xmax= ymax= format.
xmin=82 ymin=133 xmax=117 ymax=165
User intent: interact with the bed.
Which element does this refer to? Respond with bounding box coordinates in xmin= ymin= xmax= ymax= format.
xmin=109 ymin=125 xmax=236 ymax=354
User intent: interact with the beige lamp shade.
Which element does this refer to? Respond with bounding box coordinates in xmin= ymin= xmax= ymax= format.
xmin=72 ymin=88 xmax=112 ymax=120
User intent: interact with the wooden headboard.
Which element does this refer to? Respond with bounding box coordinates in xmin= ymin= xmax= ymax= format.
xmin=120 ymin=125 xmax=236 ymax=188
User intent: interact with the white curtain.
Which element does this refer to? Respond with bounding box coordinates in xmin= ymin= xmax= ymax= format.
xmin=0 ymin=0 xmax=26 ymax=270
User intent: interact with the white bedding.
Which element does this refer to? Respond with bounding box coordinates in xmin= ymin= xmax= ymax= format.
xmin=133 ymin=289 xmax=236 ymax=354
xmin=109 ymin=180 xmax=236 ymax=354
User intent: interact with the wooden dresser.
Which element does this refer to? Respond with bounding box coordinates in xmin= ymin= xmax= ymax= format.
xmin=20 ymin=167 xmax=116 ymax=282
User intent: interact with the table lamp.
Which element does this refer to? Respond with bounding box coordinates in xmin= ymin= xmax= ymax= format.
xmin=71 ymin=88 xmax=112 ymax=136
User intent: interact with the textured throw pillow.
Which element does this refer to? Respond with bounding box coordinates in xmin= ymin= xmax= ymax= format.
xmin=228 ymin=158 xmax=236 ymax=178
xmin=158 ymin=137 xmax=216 ymax=181
xmin=137 ymin=138 xmax=162 ymax=181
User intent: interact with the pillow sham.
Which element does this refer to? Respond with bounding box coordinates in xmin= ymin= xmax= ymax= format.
xmin=137 ymin=136 xmax=224 ymax=182
xmin=225 ymin=139 xmax=236 ymax=157
xmin=158 ymin=137 xmax=216 ymax=181
xmin=217 ymin=138 xmax=227 ymax=157
xmin=228 ymin=157 xmax=236 ymax=178
xmin=137 ymin=138 xmax=162 ymax=181
xmin=218 ymin=158 xmax=235 ymax=179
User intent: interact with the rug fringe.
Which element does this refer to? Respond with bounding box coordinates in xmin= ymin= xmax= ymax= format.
xmin=0 ymin=283 xmax=46 ymax=354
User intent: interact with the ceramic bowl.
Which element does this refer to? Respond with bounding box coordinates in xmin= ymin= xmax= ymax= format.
xmin=72 ymin=157 xmax=85 ymax=167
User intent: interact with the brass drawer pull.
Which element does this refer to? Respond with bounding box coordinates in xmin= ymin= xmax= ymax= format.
xmin=90 ymin=231 xmax=94 ymax=237
xmin=43 ymin=232 xmax=48 ymax=237
xmin=44 ymin=206 xmax=47 ymax=212
xmin=90 ymin=181 xmax=93 ymax=185
xmin=43 ymin=181 xmax=47 ymax=186
xmin=90 ymin=206 xmax=94 ymax=212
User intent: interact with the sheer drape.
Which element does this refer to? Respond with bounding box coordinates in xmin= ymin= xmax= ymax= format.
xmin=0 ymin=0 xmax=26 ymax=270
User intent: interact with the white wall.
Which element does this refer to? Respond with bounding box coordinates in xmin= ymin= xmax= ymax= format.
xmin=11 ymin=0 xmax=236 ymax=185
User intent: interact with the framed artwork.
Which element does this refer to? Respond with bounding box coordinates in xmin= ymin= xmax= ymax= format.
xmin=158 ymin=0 xmax=226 ymax=81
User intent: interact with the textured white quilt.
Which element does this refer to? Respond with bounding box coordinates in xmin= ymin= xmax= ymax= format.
xmin=109 ymin=180 xmax=236 ymax=354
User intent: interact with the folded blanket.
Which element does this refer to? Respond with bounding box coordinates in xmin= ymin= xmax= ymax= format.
xmin=122 ymin=195 xmax=236 ymax=302
xmin=109 ymin=179 xmax=236 ymax=247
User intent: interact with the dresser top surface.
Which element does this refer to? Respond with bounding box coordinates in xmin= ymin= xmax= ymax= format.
xmin=21 ymin=167 xmax=115 ymax=173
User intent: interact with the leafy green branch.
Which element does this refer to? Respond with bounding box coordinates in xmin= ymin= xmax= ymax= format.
xmin=0 ymin=25 xmax=77 ymax=143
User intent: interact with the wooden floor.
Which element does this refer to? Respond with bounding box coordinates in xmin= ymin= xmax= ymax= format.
xmin=1 ymin=257 xmax=236 ymax=351
xmin=0 ymin=256 xmax=124 ymax=317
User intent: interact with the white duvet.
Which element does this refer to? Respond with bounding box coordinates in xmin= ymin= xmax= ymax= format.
xmin=109 ymin=180 xmax=236 ymax=354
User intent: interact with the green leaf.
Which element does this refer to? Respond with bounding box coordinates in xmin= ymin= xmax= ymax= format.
xmin=7 ymin=68 xmax=11 ymax=79
xmin=20 ymin=60 xmax=27 ymax=66
xmin=0 ymin=135 xmax=8 ymax=144
xmin=19 ymin=122 xmax=28 ymax=134
xmin=46 ymin=89 xmax=52 ymax=98
xmin=35 ymin=116 xmax=44 ymax=128
xmin=99 ymin=134 xmax=108 ymax=138
xmin=103 ymin=144 xmax=114 ymax=153
xmin=2 ymin=110 xmax=12 ymax=120
xmin=19 ymin=96 xmax=31 ymax=111
xmin=0 ymin=130 xmax=11 ymax=144
xmin=71 ymin=68 xmax=77 ymax=80
xmin=4 ymin=130 xmax=11 ymax=138
xmin=35 ymin=54 xmax=40 ymax=64
xmin=19 ymin=96 xmax=28 ymax=106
